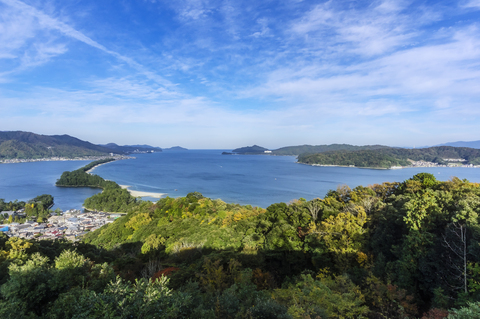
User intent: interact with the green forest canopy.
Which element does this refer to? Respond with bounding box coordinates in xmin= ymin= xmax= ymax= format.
xmin=81 ymin=173 xmax=480 ymax=318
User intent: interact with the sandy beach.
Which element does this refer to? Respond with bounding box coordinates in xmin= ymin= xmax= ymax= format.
xmin=86 ymin=162 xmax=111 ymax=174
xmin=120 ymin=185 xmax=165 ymax=198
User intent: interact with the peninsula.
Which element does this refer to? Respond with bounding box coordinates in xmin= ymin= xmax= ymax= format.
xmin=297 ymin=146 xmax=480 ymax=169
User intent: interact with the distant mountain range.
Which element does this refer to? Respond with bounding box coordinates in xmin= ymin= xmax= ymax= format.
xmin=0 ymin=131 xmax=166 ymax=160
xmin=436 ymin=140 xmax=480 ymax=149
xmin=0 ymin=131 xmax=114 ymax=159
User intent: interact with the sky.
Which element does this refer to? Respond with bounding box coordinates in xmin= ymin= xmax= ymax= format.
xmin=0 ymin=0 xmax=479 ymax=149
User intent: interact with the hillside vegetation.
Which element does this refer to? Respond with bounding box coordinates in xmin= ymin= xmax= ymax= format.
xmin=298 ymin=146 xmax=480 ymax=168
xmin=0 ymin=194 xmax=54 ymax=224
xmin=80 ymin=173 xmax=480 ymax=318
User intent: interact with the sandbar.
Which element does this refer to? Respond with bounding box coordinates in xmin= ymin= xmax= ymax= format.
xmin=86 ymin=162 xmax=110 ymax=174
xmin=120 ymin=185 xmax=165 ymax=198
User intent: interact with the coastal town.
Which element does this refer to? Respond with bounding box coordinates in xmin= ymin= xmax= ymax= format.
xmin=0 ymin=209 xmax=122 ymax=241
xmin=409 ymin=159 xmax=480 ymax=168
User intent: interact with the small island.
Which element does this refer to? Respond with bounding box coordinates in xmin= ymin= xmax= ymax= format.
xmin=229 ymin=145 xmax=271 ymax=155
xmin=163 ymin=146 xmax=188 ymax=151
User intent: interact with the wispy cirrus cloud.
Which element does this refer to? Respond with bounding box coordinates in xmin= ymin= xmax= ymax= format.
xmin=250 ymin=18 xmax=271 ymax=38
xmin=288 ymin=0 xmax=433 ymax=57
xmin=0 ymin=0 xmax=174 ymax=88
xmin=0 ymin=3 xmax=37 ymax=59
xmin=89 ymin=77 xmax=181 ymax=100
xmin=242 ymin=1 xmax=480 ymax=114
xmin=462 ymin=0 xmax=480 ymax=8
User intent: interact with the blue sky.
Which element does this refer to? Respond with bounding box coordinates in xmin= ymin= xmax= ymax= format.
xmin=1 ymin=0 xmax=479 ymax=149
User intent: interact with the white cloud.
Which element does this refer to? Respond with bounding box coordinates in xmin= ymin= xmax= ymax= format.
xmin=0 ymin=4 xmax=37 ymax=59
xmin=241 ymin=1 xmax=480 ymax=121
xmin=250 ymin=18 xmax=271 ymax=38
xmin=89 ymin=77 xmax=181 ymax=100
xmin=462 ymin=0 xmax=480 ymax=9
xmin=289 ymin=0 xmax=426 ymax=57
xmin=19 ymin=42 xmax=68 ymax=69
xmin=162 ymin=0 xmax=213 ymax=21
xmin=0 ymin=0 xmax=174 ymax=88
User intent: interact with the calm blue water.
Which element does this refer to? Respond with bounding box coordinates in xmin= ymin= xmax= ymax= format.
xmin=2 ymin=151 xmax=480 ymax=209
xmin=0 ymin=160 xmax=101 ymax=210
xmin=92 ymin=150 xmax=480 ymax=208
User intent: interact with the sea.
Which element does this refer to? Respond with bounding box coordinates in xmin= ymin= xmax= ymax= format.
xmin=2 ymin=150 xmax=480 ymax=210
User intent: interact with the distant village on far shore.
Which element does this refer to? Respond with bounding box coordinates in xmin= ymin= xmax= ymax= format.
xmin=0 ymin=154 xmax=133 ymax=164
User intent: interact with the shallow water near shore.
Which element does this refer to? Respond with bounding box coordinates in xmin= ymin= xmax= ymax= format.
xmin=2 ymin=150 xmax=480 ymax=210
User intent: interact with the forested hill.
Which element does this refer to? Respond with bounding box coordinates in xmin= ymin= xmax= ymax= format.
xmin=76 ymin=173 xmax=480 ymax=318
xmin=0 ymin=131 xmax=114 ymax=159
xmin=298 ymin=146 xmax=480 ymax=168
xmin=272 ymin=143 xmax=390 ymax=155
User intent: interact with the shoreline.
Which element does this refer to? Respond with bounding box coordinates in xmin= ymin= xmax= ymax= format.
xmin=86 ymin=161 xmax=115 ymax=174
xmin=0 ymin=155 xmax=133 ymax=165
xmin=298 ymin=162 xmax=391 ymax=169
xmin=119 ymin=185 xmax=165 ymax=199
xmin=298 ymin=162 xmax=480 ymax=170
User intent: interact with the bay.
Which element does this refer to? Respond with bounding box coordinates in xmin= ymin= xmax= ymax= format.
xmin=92 ymin=150 xmax=480 ymax=208
xmin=0 ymin=160 xmax=101 ymax=210
xmin=2 ymin=150 xmax=480 ymax=210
